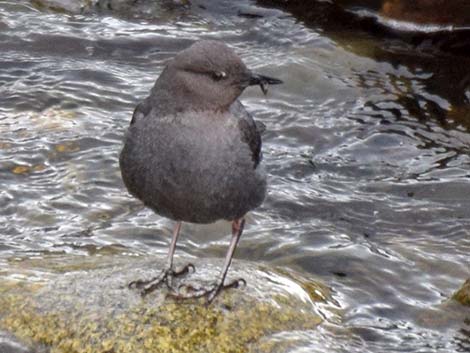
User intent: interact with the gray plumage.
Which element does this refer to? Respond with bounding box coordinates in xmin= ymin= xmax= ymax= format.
xmin=119 ymin=40 xmax=268 ymax=224
xmin=120 ymin=40 xmax=282 ymax=302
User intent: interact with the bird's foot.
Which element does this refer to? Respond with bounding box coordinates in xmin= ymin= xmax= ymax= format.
xmin=170 ymin=278 xmax=246 ymax=304
xmin=128 ymin=263 xmax=195 ymax=296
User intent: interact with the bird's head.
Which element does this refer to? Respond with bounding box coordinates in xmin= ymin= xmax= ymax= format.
xmin=159 ymin=40 xmax=282 ymax=112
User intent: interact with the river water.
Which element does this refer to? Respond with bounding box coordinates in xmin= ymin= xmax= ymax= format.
xmin=1 ymin=0 xmax=469 ymax=352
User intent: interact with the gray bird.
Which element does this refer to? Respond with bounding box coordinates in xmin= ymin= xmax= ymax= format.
xmin=119 ymin=40 xmax=282 ymax=303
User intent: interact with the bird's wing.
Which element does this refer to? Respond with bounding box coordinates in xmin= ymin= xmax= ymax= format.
xmin=230 ymin=100 xmax=263 ymax=168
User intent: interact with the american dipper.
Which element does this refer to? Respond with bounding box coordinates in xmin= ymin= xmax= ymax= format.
xmin=120 ymin=40 xmax=282 ymax=303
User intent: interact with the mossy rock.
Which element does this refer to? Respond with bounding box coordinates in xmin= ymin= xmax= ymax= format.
xmin=453 ymin=279 xmax=470 ymax=307
xmin=0 ymin=254 xmax=328 ymax=353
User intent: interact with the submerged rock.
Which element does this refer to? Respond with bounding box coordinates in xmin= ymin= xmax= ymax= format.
xmin=453 ymin=279 xmax=470 ymax=307
xmin=0 ymin=254 xmax=328 ymax=353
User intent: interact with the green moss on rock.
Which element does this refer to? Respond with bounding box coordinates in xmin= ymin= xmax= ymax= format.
xmin=0 ymin=255 xmax=326 ymax=353
xmin=453 ymin=279 xmax=470 ymax=307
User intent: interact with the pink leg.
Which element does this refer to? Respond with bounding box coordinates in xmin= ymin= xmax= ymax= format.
xmin=128 ymin=221 xmax=194 ymax=296
xmin=171 ymin=217 xmax=247 ymax=304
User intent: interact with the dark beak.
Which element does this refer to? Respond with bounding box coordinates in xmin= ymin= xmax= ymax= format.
xmin=248 ymin=73 xmax=283 ymax=95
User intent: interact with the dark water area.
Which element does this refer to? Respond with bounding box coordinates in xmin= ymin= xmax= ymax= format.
xmin=1 ymin=0 xmax=469 ymax=352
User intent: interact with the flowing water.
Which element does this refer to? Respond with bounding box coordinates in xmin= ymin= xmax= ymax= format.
xmin=1 ymin=0 xmax=470 ymax=352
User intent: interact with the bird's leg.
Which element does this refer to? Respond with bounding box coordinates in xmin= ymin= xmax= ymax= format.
xmin=172 ymin=218 xmax=246 ymax=304
xmin=128 ymin=221 xmax=194 ymax=296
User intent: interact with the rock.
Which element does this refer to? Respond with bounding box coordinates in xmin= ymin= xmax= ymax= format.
xmin=29 ymin=0 xmax=163 ymax=15
xmin=380 ymin=0 xmax=470 ymax=26
xmin=453 ymin=279 xmax=470 ymax=307
xmin=0 ymin=254 xmax=328 ymax=353
xmin=30 ymin=0 xmax=89 ymax=13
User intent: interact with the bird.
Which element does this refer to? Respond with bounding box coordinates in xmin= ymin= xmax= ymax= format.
xmin=119 ymin=40 xmax=282 ymax=303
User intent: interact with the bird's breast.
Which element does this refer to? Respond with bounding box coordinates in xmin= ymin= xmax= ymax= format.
xmin=119 ymin=111 xmax=266 ymax=223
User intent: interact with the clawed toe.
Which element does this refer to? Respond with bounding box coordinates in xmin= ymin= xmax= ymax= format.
xmin=128 ymin=278 xmax=150 ymax=289
xmin=128 ymin=263 xmax=196 ymax=296
xmin=175 ymin=263 xmax=195 ymax=276
xmin=127 ymin=217 xmax=247 ymax=305
xmin=225 ymin=278 xmax=246 ymax=289
xmin=169 ymin=277 xmax=246 ymax=303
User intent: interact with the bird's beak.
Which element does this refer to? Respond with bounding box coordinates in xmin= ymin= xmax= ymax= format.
xmin=247 ymin=73 xmax=283 ymax=95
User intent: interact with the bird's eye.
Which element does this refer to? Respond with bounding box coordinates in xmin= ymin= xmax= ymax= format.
xmin=211 ymin=71 xmax=227 ymax=81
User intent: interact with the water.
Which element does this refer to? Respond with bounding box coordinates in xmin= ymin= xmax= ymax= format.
xmin=1 ymin=0 xmax=469 ymax=352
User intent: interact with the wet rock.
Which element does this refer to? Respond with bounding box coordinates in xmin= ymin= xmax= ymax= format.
xmin=236 ymin=4 xmax=285 ymax=19
xmin=380 ymin=0 xmax=470 ymax=26
xmin=258 ymin=0 xmax=470 ymax=117
xmin=30 ymin=0 xmax=89 ymax=13
xmin=257 ymin=0 xmax=348 ymax=29
xmin=257 ymin=0 xmax=470 ymax=46
xmin=29 ymin=0 xmax=167 ymax=14
xmin=30 ymin=0 xmax=286 ymax=20
xmin=453 ymin=279 xmax=470 ymax=307
xmin=0 ymin=254 xmax=328 ymax=353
